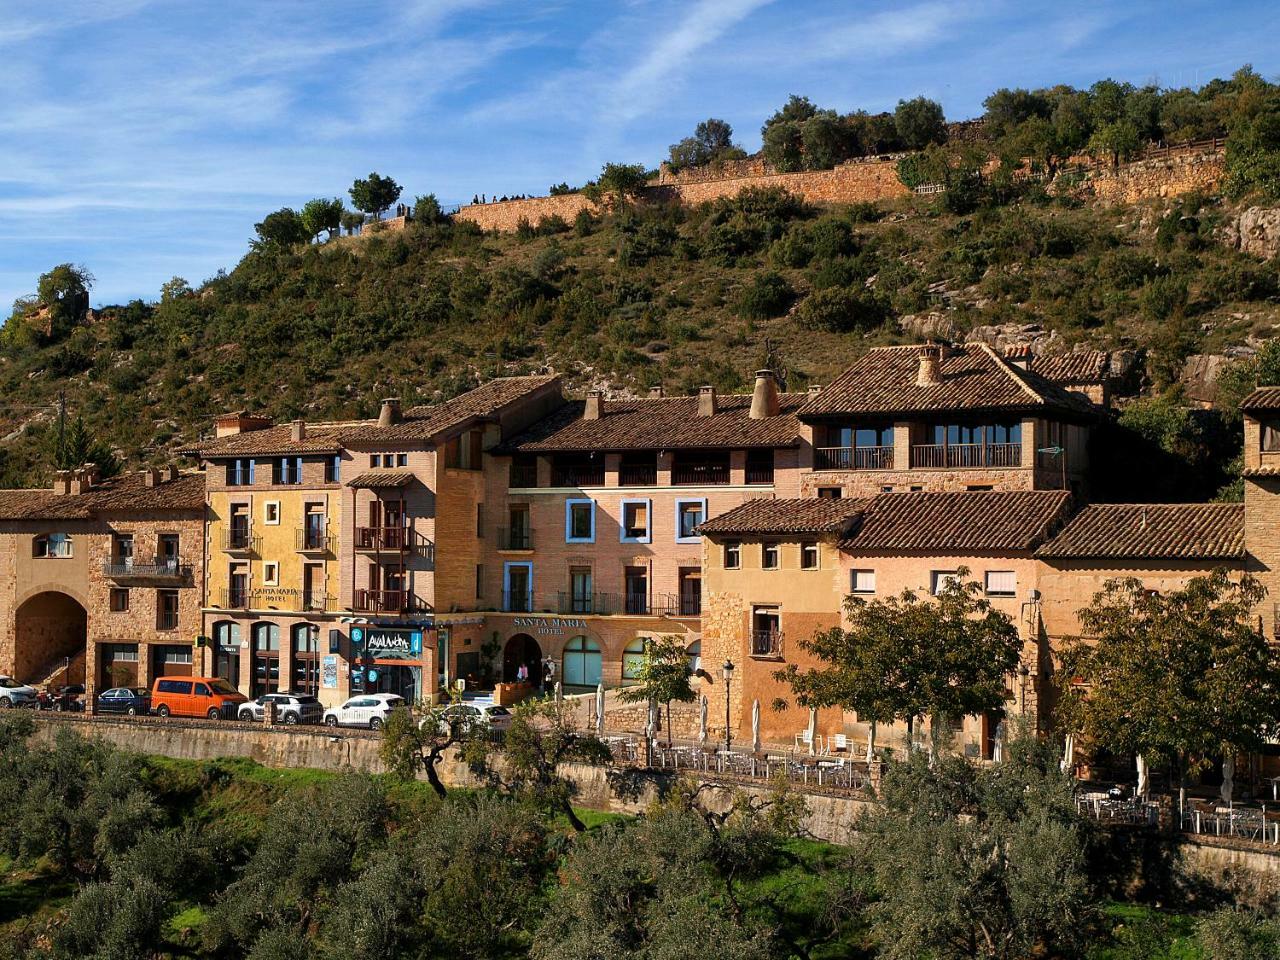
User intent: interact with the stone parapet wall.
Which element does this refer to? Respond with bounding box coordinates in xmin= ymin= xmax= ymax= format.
xmin=455 ymin=194 xmax=597 ymax=233
xmin=1081 ymin=150 xmax=1225 ymax=204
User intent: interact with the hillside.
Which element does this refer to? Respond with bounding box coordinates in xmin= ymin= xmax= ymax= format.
xmin=0 ymin=182 xmax=1277 ymax=495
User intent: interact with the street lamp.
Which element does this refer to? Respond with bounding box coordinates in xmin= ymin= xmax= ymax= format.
xmin=1018 ymin=663 xmax=1031 ymax=715
xmin=721 ymin=659 xmax=735 ymax=752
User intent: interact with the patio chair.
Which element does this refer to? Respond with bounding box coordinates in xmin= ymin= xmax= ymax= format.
xmin=795 ymin=729 xmax=813 ymax=752
xmin=829 ymin=733 xmax=849 ymax=754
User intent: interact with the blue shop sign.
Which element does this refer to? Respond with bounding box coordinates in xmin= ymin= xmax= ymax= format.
xmin=350 ymin=627 xmax=423 ymax=660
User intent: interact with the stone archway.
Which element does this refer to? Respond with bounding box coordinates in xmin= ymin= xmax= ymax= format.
xmin=14 ymin=591 xmax=87 ymax=684
xmin=503 ymin=633 xmax=542 ymax=685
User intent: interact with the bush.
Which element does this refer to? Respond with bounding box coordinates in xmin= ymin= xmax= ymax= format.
xmin=794 ymin=286 xmax=887 ymax=332
xmin=770 ymin=228 xmax=813 ymax=268
xmin=1139 ymin=275 xmax=1189 ymax=321
xmin=536 ymin=214 xmax=570 ymax=235
xmin=1097 ymin=248 xmax=1164 ymax=289
xmin=807 ymin=216 xmax=858 ymax=260
xmin=734 ymin=272 xmax=795 ymax=319
xmin=573 ymin=208 xmax=595 ymax=237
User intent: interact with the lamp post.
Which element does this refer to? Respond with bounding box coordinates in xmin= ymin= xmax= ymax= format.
xmin=1018 ymin=663 xmax=1031 ymax=716
xmin=721 ymin=659 xmax=735 ymax=753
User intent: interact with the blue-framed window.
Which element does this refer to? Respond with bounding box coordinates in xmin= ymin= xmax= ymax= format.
xmin=565 ymin=499 xmax=595 ymax=543
xmin=503 ymin=561 xmax=533 ymax=612
xmin=675 ymin=497 xmax=708 ymax=544
xmin=620 ymin=498 xmax=651 ymax=544
xmin=325 ymin=455 xmax=341 ymax=483
xmin=226 ymin=458 xmax=255 ymax=486
xmin=275 ymin=456 xmax=302 ymax=485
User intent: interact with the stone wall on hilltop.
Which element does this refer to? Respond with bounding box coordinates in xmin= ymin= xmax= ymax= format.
xmin=1081 ymin=149 xmax=1225 ymax=204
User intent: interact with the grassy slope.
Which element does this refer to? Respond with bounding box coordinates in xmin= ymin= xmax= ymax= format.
xmin=0 ymin=187 xmax=1275 ymax=487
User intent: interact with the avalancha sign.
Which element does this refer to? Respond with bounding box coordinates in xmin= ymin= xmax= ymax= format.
xmin=349 ymin=626 xmax=424 ymax=660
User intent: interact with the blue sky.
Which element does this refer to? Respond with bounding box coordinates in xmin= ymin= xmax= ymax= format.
xmin=1 ymin=0 xmax=1276 ymax=309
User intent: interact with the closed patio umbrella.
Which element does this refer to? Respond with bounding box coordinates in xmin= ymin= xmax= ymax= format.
xmin=1061 ymin=733 xmax=1075 ymax=774
xmin=865 ymin=721 xmax=877 ymax=764
xmin=698 ymin=695 xmax=708 ymax=746
xmin=1136 ymin=754 xmax=1149 ymax=800
xmin=646 ymin=698 xmax=658 ymax=744
xmin=595 ymin=682 xmax=605 ymax=736
xmin=807 ymin=707 xmax=817 ymax=756
xmin=554 ymin=680 xmax=562 ymax=705
xmin=1221 ymin=754 xmax=1235 ymax=806
xmin=752 ymin=699 xmax=761 ymax=754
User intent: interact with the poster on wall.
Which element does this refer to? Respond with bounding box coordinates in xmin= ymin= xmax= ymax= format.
xmin=321 ymin=655 xmax=338 ymax=689
xmin=349 ymin=627 xmax=423 ymax=660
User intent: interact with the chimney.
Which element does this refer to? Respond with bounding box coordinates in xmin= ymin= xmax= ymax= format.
xmin=143 ymin=467 xmax=161 ymax=487
xmin=808 ymin=384 xmax=823 ymax=396
xmin=648 ymin=385 xmax=665 ymax=399
xmin=166 ymin=464 xmax=179 ymax=482
xmin=697 ymin=385 xmax=717 ymax=418
xmin=53 ymin=470 xmax=72 ymax=496
xmin=214 ymin=412 xmax=272 ymax=438
xmin=80 ymin=462 xmax=100 ymax=489
xmin=290 ymin=419 xmax=306 ymax=442
xmin=749 ymin=369 xmax=780 ymax=419
xmin=1004 ymin=345 xmax=1033 ymax=370
xmin=378 ymin=398 xmax=402 ymax=427
xmin=583 ymin=391 xmax=602 ymax=421
xmin=916 ymin=346 xmax=942 ymax=388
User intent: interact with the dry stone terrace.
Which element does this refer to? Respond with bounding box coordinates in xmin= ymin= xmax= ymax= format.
xmin=0 ymin=341 xmax=1275 ymax=796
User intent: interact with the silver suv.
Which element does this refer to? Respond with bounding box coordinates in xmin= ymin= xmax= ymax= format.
xmin=0 ymin=677 xmax=37 ymax=708
xmin=237 ymin=692 xmax=324 ymax=725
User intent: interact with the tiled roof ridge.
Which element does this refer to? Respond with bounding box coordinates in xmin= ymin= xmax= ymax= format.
xmin=975 ymin=342 xmax=1052 ymax=404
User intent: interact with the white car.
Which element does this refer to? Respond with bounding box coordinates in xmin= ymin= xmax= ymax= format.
xmin=323 ymin=693 xmax=405 ymax=730
xmin=431 ymin=702 xmax=513 ymax=735
xmin=0 ymin=676 xmax=37 ymax=708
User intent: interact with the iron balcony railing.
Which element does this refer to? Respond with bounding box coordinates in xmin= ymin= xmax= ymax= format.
xmin=502 ymin=590 xmax=534 ymax=613
xmin=557 ymin=591 xmax=618 ymax=615
xmin=352 ymin=589 xmax=429 ymax=615
xmin=551 ymin=464 xmax=605 ymax=487
xmin=220 ymin=527 xmax=259 ymax=553
xmin=619 ymin=461 xmax=657 ymax=486
xmin=498 ymin=526 xmax=533 ymax=550
xmin=815 ymin=445 xmax=894 ymax=470
xmin=751 ymin=630 xmax=783 ymax=657
xmin=509 ymin=462 xmax=539 ymax=488
xmin=745 ymin=462 xmax=775 ymax=485
xmin=102 ymin=558 xmax=191 ymax=581
xmin=157 ymin=609 xmax=179 ymax=630
xmin=678 ymin=590 xmax=702 ymax=616
xmin=672 ymin=462 xmax=730 ymax=485
xmin=911 ymin=442 xmax=1022 ymax=469
xmin=295 ymin=526 xmax=332 ymax=551
xmin=625 ymin=592 xmax=651 ymax=616
xmin=354 ymin=525 xmax=407 ymax=550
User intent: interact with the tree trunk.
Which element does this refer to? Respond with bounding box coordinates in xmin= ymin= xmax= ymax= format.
xmin=865 ymin=721 xmax=876 ymax=764
xmin=423 ymin=753 xmax=448 ymax=799
xmin=666 ymin=700 xmax=673 ymax=749
xmin=563 ymin=799 xmax=587 ymax=832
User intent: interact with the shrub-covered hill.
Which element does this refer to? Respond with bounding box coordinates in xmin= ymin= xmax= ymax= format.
xmin=0 ymin=183 xmax=1277 ymax=492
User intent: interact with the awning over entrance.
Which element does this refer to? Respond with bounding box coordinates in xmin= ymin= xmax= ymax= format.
xmin=346 ymin=470 xmax=416 ymax=489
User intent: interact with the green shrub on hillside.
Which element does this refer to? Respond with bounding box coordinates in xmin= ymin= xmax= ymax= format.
xmin=735 ymin=272 xmax=795 ymax=319
xmin=794 ymin=286 xmax=887 ymax=333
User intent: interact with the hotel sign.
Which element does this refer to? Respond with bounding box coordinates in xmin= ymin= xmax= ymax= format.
xmin=511 ymin=617 xmax=588 ymax=637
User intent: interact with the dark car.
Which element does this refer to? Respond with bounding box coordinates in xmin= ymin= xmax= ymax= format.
xmin=38 ymin=684 xmax=86 ymax=712
xmin=95 ymin=686 xmax=151 ymax=716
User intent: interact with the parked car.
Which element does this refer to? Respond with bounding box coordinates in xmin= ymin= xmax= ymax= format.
xmin=150 ymin=676 xmax=248 ymax=720
xmin=323 ymin=693 xmax=405 ymax=730
xmin=237 ymin=693 xmax=324 ymax=725
xmin=96 ymin=687 xmax=151 ymax=716
xmin=432 ymin=702 xmax=513 ymax=735
xmin=37 ymin=684 xmax=86 ymax=712
xmin=0 ymin=676 xmax=37 ymax=708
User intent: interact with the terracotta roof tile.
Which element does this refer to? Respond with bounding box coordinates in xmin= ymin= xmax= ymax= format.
xmin=801 ymin=343 xmax=1096 ymax=420
xmin=841 ymin=490 xmax=1074 ymax=553
xmin=697 ymin=498 xmax=870 ymax=536
xmin=1240 ymin=387 xmax=1280 ymax=412
xmin=346 ymin=470 xmax=417 ymax=489
xmin=187 ymin=424 xmax=346 ymax=459
xmin=501 ymin=392 xmax=806 ymax=453
xmin=1029 ymin=351 xmax=1110 ymax=383
xmin=0 ymin=471 xmax=205 ymax=521
xmin=1035 ymin=503 xmax=1244 ymax=560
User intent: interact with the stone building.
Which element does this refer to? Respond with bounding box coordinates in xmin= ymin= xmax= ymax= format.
xmin=0 ymin=467 xmax=205 ymax=694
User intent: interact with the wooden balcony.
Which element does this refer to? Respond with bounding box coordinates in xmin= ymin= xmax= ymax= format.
xmin=354 ymin=526 xmax=408 ymax=551
xmin=814 ymin=445 xmax=893 ymax=470
xmin=672 ymin=463 xmax=730 ymax=485
xmin=910 ymin=442 xmax=1021 ymax=469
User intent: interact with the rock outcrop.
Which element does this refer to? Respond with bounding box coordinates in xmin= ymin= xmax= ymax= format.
xmin=1222 ymin=206 xmax=1280 ymax=260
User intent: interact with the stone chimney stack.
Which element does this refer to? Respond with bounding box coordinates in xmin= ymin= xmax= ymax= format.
xmin=916 ymin=346 xmax=942 ymax=388
xmin=166 ymin=464 xmax=179 ymax=481
xmin=648 ymin=385 xmax=665 ymax=398
xmin=290 ymin=419 xmax=306 ymax=442
xmin=697 ymin=385 xmax=718 ymax=418
xmin=749 ymin=369 xmax=780 ymax=419
xmin=53 ymin=470 xmax=72 ymax=496
xmin=808 ymin=384 xmax=823 ymax=396
xmin=1004 ymin=345 xmax=1033 ymax=370
xmin=378 ymin=398 xmax=402 ymax=427
xmin=80 ymin=462 xmax=100 ymax=489
xmin=143 ymin=467 xmax=161 ymax=487
xmin=583 ymin=391 xmax=602 ymax=420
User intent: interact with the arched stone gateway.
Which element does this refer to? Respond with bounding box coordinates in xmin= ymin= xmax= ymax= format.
xmin=503 ymin=633 xmax=542 ymax=685
xmin=13 ymin=591 xmax=87 ymax=684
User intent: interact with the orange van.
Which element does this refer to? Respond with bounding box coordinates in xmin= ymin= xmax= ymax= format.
xmin=150 ymin=676 xmax=248 ymax=720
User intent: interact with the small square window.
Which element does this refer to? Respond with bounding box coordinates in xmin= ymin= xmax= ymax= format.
xmin=109 ymin=588 xmax=129 ymax=612
xmin=566 ymin=500 xmax=595 ymax=543
xmin=880 ymin=485 xmax=893 ymax=493
xmin=369 ymin=455 xmax=378 ymax=468
xmin=676 ymin=499 xmax=706 ymax=542
xmin=264 ymin=502 xmax=280 ymax=525
xmin=931 ymin=570 xmax=961 ymax=595
xmin=264 ymin=562 xmax=280 ymax=586
xmin=723 ymin=542 xmax=741 ymax=569
xmin=985 ymin=571 xmax=1017 ymax=597
xmin=762 ymin=543 xmax=779 ymax=570
xmin=851 ymin=569 xmax=875 ymax=594
xmin=801 ymin=542 xmax=819 ymax=569
xmin=817 ymin=487 xmax=842 ymax=499
xmin=396 ymin=453 xmax=408 ymax=467
xmin=622 ymin=500 xmax=650 ymax=542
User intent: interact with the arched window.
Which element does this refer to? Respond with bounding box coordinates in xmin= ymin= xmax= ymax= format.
xmin=251 ymin=622 xmax=280 ymax=697
xmin=212 ymin=621 xmax=241 ymax=689
xmin=34 ymin=533 xmax=72 ymax=558
xmin=562 ymin=635 xmax=602 ymax=687
xmin=685 ymin=639 xmax=701 ymax=674
xmin=292 ymin=624 xmax=319 ymax=695
xmin=622 ymin=637 xmax=649 ymax=681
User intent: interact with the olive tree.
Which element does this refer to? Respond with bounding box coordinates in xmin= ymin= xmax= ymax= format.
xmin=616 ymin=634 xmax=696 ymax=747
xmin=349 ymin=171 xmax=402 ymax=219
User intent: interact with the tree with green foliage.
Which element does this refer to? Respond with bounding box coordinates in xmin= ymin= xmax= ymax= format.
xmin=617 ymin=635 xmax=696 ymax=747
xmin=46 ymin=414 xmax=120 ymax=478
xmin=3 ymin=263 xmax=94 ymax=347
xmin=778 ymin=569 xmax=1022 ymax=755
xmin=1057 ymin=571 xmax=1280 ymax=807
xmin=1225 ymin=107 xmax=1280 ymax=200
xmin=668 ymin=117 xmax=744 ymax=171
xmin=894 ymin=96 xmax=947 ymax=149
xmin=982 ymin=87 xmax=1051 ymax=139
xmin=1088 ymin=118 xmax=1142 ymax=166
xmin=299 ymin=197 xmax=344 ymax=241
xmin=411 ymin=192 xmax=445 ymax=224
xmin=1196 ymin=907 xmax=1280 ymax=959
xmin=582 ymin=162 xmax=649 ymax=208
xmin=379 ymin=698 xmax=485 ymax=798
xmin=339 ymin=209 xmax=365 ymax=234
xmin=469 ymin=698 xmax=611 ymax=831
xmin=252 ymin=207 xmax=309 ymax=249
xmin=349 ymin=171 xmax=402 ymax=219
xmin=858 ymin=725 xmax=1093 ymax=960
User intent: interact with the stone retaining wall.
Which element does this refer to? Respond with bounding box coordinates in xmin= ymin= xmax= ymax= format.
xmin=1082 ymin=150 xmax=1225 ymax=204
